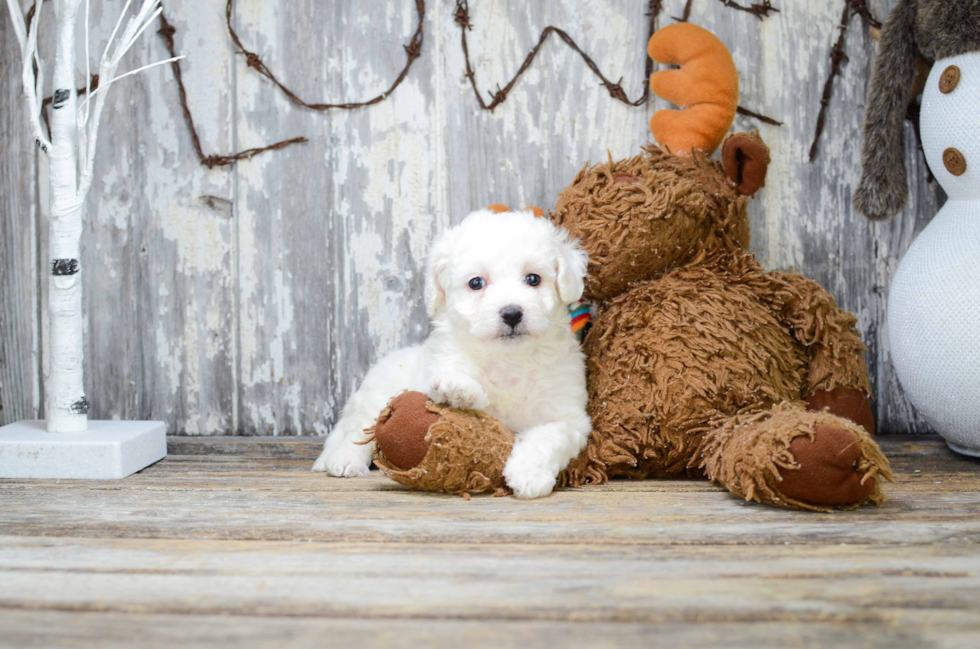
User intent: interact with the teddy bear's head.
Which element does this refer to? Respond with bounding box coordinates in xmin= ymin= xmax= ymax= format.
xmin=552 ymin=132 xmax=769 ymax=301
xmin=551 ymin=22 xmax=771 ymax=302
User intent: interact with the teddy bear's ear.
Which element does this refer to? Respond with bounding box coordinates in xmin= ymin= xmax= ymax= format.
xmin=486 ymin=204 xmax=511 ymax=214
xmin=721 ymin=131 xmax=770 ymax=196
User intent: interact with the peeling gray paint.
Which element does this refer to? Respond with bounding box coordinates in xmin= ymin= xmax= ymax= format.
xmin=0 ymin=0 xmax=937 ymax=434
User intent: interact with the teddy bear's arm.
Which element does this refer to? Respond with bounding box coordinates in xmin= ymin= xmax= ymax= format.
xmin=766 ymin=271 xmax=872 ymax=398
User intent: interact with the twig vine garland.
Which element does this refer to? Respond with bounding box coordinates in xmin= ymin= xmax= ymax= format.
xmin=675 ymin=0 xmax=695 ymax=22
xmin=716 ymin=0 xmax=779 ymax=20
xmin=808 ymin=0 xmax=883 ymax=162
xmin=737 ymin=106 xmax=782 ymax=126
xmin=847 ymin=0 xmax=882 ymax=30
xmin=809 ymin=2 xmax=853 ymax=162
xmin=41 ymin=0 xmax=786 ymax=168
xmin=454 ymin=0 xmax=780 ymax=125
xmin=673 ymin=1 xmax=780 ymax=124
xmin=453 ymin=0 xmax=659 ymax=110
xmin=224 ymin=0 xmax=426 ymax=111
xmin=152 ymin=0 xmax=423 ymax=169
xmin=157 ymin=14 xmax=306 ymax=169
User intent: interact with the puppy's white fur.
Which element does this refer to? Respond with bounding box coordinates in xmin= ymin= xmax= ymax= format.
xmin=312 ymin=208 xmax=591 ymax=499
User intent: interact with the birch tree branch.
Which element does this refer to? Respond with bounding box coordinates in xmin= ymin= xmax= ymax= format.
xmin=78 ymin=0 xmax=174 ymax=199
xmin=6 ymin=0 xmax=54 ymax=152
xmin=4 ymin=0 xmax=27 ymax=51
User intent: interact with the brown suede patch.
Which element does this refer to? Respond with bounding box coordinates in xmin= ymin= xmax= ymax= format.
xmin=807 ymin=388 xmax=875 ymax=437
xmin=373 ymin=391 xmax=439 ymax=470
xmin=778 ymin=424 xmax=876 ymax=506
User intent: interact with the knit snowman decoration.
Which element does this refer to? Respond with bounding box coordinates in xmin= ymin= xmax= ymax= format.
xmin=888 ymin=53 xmax=980 ymax=453
xmin=855 ymin=0 xmax=980 ymax=448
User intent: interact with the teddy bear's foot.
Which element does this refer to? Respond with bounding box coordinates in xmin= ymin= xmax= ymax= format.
xmin=806 ymin=388 xmax=875 ymax=436
xmin=698 ymin=403 xmax=893 ymax=511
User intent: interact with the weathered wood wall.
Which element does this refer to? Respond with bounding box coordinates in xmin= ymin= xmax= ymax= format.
xmin=0 ymin=0 xmax=938 ymax=435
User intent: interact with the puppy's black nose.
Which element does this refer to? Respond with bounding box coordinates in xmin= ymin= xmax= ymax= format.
xmin=501 ymin=306 xmax=523 ymax=328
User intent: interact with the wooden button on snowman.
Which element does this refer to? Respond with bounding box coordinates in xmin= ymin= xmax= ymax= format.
xmin=888 ymin=51 xmax=980 ymax=454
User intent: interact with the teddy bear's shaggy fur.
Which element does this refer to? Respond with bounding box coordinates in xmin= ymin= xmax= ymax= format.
xmin=552 ymin=141 xmax=892 ymax=511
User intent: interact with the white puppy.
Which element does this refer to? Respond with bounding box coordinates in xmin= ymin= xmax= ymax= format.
xmin=312 ymin=208 xmax=592 ymax=498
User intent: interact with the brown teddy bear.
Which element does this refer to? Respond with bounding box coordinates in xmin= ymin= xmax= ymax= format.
xmin=369 ymin=24 xmax=892 ymax=511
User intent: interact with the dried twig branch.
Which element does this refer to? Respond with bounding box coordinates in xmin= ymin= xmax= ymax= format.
xmin=674 ymin=0 xmax=695 ymax=22
xmin=848 ymin=0 xmax=882 ymax=29
xmin=809 ymin=1 xmax=854 ymax=161
xmin=454 ymin=0 xmax=661 ymax=111
xmin=715 ymin=0 xmax=779 ymax=20
xmin=454 ymin=0 xmax=780 ymax=126
xmin=809 ymin=2 xmax=851 ymax=161
xmin=808 ymin=0 xmax=885 ymax=161
xmin=158 ymin=13 xmax=306 ymax=169
xmin=224 ymin=0 xmax=425 ymax=111
xmin=737 ymin=105 xmax=783 ymax=126
xmin=54 ymin=0 xmax=787 ymax=171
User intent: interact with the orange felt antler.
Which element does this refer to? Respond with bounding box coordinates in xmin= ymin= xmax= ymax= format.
xmin=648 ymin=23 xmax=739 ymax=156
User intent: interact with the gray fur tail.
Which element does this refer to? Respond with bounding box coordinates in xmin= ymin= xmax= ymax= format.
xmin=854 ymin=0 xmax=918 ymax=221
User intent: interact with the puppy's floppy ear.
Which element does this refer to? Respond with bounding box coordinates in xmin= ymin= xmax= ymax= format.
xmin=553 ymin=227 xmax=589 ymax=304
xmin=425 ymin=229 xmax=454 ymax=316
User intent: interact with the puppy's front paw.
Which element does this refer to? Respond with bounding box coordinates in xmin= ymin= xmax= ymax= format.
xmin=312 ymin=443 xmax=372 ymax=477
xmin=429 ymin=375 xmax=490 ymax=411
xmin=503 ymin=455 xmax=557 ymax=499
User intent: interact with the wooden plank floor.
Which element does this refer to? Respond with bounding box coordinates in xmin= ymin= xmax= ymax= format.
xmin=1 ymin=436 xmax=979 ymax=648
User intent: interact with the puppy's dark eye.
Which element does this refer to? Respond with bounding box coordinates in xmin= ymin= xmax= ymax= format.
xmin=468 ymin=277 xmax=485 ymax=290
xmin=525 ymin=274 xmax=541 ymax=287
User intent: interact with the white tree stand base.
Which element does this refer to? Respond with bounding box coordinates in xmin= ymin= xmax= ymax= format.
xmin=0 ymin=420 xmax=167 ymax=479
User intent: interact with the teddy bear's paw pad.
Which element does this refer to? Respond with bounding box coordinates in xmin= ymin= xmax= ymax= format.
xmin=374 ymin=391 xmax=439 ymax=470
xmin=806 ymin=388 xmax=875 ymax=437
xmin=777 ymin=424 xmax=876 ymax=506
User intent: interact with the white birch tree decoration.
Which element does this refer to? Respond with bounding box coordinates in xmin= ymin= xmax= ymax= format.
xmin=0 ymin=0 xmax=175 ymax=477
